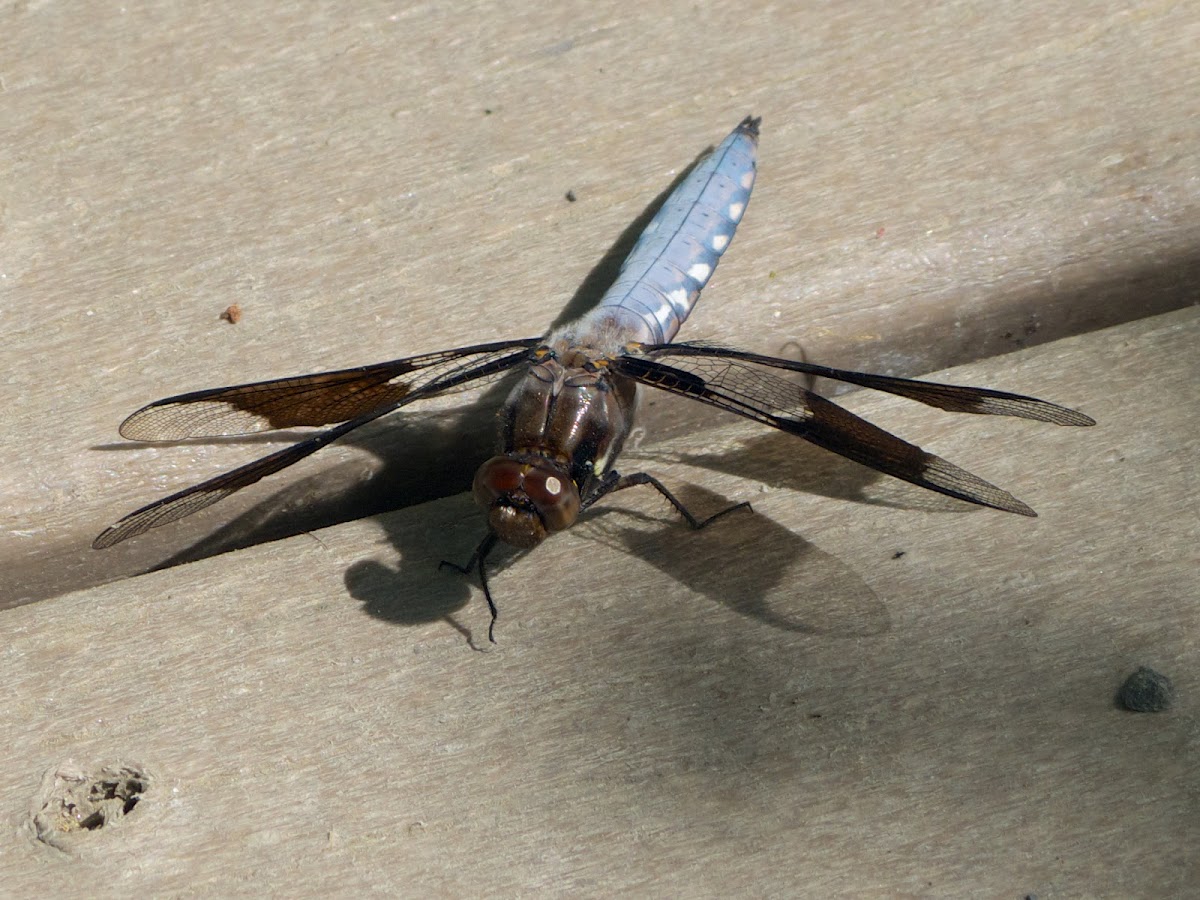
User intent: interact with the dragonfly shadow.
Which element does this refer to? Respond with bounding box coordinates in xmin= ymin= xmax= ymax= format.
xmin=632 ymin=429 xmax=985 ymax=516
xmin=141 ymin=406 xmax=494 ymax=569
xmin=342 ymin=495 xmax=528 ymax=648
xmin=585 ymin=483 xmax=891 ymax=638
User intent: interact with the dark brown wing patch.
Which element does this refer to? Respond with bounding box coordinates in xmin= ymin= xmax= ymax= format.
xmin=118 ymin=339 xmax=542 ymax=440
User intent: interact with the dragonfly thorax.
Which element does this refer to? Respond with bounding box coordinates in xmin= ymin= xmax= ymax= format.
xmin=472 ymin=455 xmax=582 ymax=548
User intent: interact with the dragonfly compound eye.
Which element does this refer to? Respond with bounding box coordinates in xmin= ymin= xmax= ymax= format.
xmin=473 ymin=456 xmax=581 ymax=547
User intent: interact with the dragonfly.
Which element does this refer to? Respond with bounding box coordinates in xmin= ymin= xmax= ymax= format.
xmin=94 ymin=116 xmax=1094 ymax=640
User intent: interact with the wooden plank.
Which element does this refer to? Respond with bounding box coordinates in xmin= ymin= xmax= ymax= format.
xmin=2 ymin=308 xmax=1195 ymax=896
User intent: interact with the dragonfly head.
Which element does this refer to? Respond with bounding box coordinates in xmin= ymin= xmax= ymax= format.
xmin=473 ymin=455 xmax=581 ymax=549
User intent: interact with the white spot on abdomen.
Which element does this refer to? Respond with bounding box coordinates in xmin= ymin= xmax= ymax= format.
xmin=710 ymin=233 xmax=729 ymax=251
xmin=727 ymin=202 xmax=745 ymax=222
xmin=687 ymin=262 xmax=711 ymax=282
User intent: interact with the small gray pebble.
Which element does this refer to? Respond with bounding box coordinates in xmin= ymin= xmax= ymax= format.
xmin=1118 ymin=666 xmax=1174 ymax=712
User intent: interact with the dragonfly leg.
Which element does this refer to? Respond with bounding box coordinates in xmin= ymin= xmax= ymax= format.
xmin=585 ymin=471 xmax=752 ymax=530
xmin=439 ymin=532 xmax=501 ymax=643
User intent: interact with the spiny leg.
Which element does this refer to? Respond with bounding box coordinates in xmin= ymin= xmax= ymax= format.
xmin=439 ymin=532 xmax=501 ymax=643
xmin=584 ymin=470 xmax=752 ymax=530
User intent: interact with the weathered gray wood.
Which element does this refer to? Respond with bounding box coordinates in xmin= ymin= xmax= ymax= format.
xmin=2 ymin=308 xmax=1196 ymax=896
xmin=2 ymin=0 xmax=1198 ymax=893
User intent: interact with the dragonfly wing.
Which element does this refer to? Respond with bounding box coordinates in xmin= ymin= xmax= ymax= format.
xmin=94 ymin=342 xmax=537 ymax=547
xmin=638 ymin=342 xmax=1094 ymax=426
xmin=118 ymin=338 xmax=543 ymax=440
xmin=94 ymin=433 xmax=343 ymax=548
xmin=612 ymin=351 xmax=1048 ymax=516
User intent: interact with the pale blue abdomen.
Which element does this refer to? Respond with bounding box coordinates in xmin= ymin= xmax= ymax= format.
xmin=592 ymin=116 xmax=759 ymax=345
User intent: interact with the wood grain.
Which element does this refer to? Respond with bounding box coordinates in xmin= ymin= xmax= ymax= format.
xmin=1 ymin=0 xmax=1197 ymax=893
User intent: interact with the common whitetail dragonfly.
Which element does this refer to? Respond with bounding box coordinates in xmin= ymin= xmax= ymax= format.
xmin=95 ymin=116 xmax=1094 ymax=639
